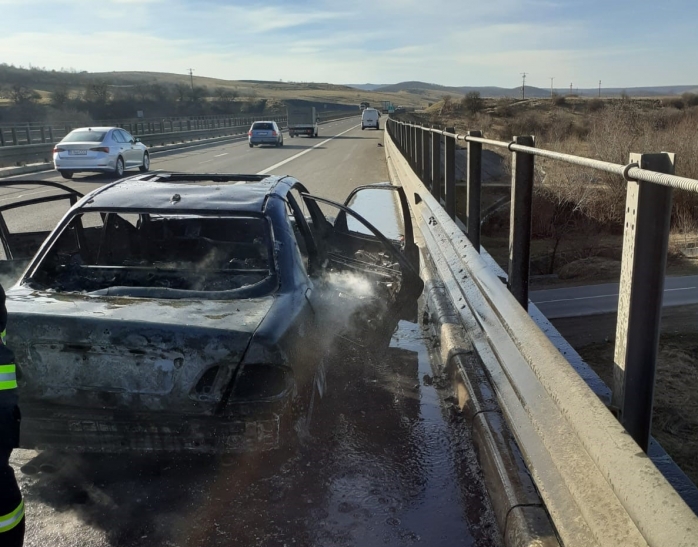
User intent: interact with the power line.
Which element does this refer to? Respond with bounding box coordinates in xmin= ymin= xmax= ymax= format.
xmin=521 ymin=72 xmax=528 ymax=99
xmin=550 ymin=77 xmax=554 ymax=99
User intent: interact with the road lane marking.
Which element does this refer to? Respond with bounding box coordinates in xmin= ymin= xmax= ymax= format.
xmin=0 ymin=188 xmax=55 ymax=204
xmin=257 ymin=124 xmax=360 ymax=175
xmin=214 ymin=153 xmax=228 ymax=157
xmin=534 ymin=286 xmax=697 ymax=304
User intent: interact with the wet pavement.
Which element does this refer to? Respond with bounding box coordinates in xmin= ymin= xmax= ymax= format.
xmin=11 ymin=303 xmax=502 ymax=547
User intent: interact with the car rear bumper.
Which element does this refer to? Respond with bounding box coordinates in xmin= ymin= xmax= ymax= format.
xmin=54 ymin=158 xmax=117 ymax=172
xmin=249 ymin=138 xmax=280 ymax=144
xmin=20 ymin=404 xmax=284 ymax=454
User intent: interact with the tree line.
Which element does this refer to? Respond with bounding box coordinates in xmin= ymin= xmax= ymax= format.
xmin=0 ymin=64 xmax=273 ymax=124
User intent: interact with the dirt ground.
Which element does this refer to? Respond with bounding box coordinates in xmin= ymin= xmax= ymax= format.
xmin=551 ymin=305 xmax=698 ymax=486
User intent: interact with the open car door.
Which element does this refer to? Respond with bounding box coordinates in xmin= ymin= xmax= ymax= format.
xmin=0 ymin=181 xmax=83 ymax=286
xmin=301 ymin=184 xmax=423 ymax=325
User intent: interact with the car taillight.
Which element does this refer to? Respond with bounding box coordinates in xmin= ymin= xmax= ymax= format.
xmin=90 ymin=147 xmax=109 ymax=153
xmin=248 ymin=131 xmax=252 ymax=136
xmin=272 ymin=131 xmax=278 ymax=137
xmin=53 ymin=147 xmax=64 ymax=153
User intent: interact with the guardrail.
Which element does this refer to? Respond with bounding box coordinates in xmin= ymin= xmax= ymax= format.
xmin=0 ymin=111 xmax=353 ymax=168
xmin=0 ymin=110 xmax=351 ymax=148
xmin=386 ymin=118 xmax=698 ymax=546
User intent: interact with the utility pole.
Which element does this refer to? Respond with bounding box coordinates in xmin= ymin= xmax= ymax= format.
xmin=569 ymin=82 xmax=573 ymax=95
xmin=550 ymin=77 xmax=554 ymax=98
xmin=599 ymin=80 xmax=602 ymax=97
xmin=521 ymin=72 xmax=528 ymax=99
xmin=188 ymin=68 xmax=195 ymax=92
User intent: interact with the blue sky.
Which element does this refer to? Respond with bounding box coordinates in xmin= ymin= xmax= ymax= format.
xmin=0 ymin=0 xmax=696 ymax=88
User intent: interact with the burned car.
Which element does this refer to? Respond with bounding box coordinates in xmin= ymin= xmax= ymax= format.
xmin=1 ymin=174 xmax=423 ymax=454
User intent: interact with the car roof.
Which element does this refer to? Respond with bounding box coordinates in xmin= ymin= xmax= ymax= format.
xmin=78 ymin=173 xmax=296 ymax=214
xmin=67 ymin=127 xmax=119 ymax=132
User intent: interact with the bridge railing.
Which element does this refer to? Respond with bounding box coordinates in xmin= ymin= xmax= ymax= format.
xmin=386 ymin=117 xmax=698 ymax=546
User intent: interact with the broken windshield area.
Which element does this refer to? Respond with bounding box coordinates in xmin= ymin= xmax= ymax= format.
xmin=26 ymin=211 xmax=276 ymax=299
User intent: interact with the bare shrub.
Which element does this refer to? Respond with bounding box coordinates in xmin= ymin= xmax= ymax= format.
xmin=587 ymin=98 xmax=605 ymax=113
xmin=682 ymin=93 xmax=698 ymax=108
xmin=461 ymin=91 xmax=483 ymax=114
xmin=551 ymin=93 xmax=566 ymax=106
xmin=663 ymin=97 xmax=685 ymax=110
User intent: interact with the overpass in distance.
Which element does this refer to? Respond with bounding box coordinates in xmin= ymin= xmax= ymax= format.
xmin=0 ymin=114 xmax=697 ymax=546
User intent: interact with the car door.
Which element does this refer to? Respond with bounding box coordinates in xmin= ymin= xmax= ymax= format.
xmin=0 ymin=181 xmax=83 ymax=286
xmin=299 ymin=184 xmax=423 ymax=325
xmin=117 ymin=129 xmax=139 ymax=167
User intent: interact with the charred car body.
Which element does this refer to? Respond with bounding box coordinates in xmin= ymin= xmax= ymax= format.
xmin=0 ymin=175 xmax=422 ymax=454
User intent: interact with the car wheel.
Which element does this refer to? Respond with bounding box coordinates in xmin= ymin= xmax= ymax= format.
xmin=114 ymin=157 xmax=125 ymax=177
xmin=249 ymin=143 xmax=254 ymax=148
xmin=59 ymin=170 xmax=73 ymax=179
xmin=361 ymin=126 xmax=365 ymax=130
xmin=280 ymin=138 xmax=284 ymax=147
xmin=139 ymin=152 xmax=150 ymax=172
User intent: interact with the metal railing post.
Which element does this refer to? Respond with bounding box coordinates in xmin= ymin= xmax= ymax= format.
xmin=11 ymin=128 xmax=18 ymax=146
xmin=48 ymin=127 xmax=53 ymax=143
xmin=40 ymin=127 xmax=46 ymax=143
xmin=421 ymin=126 xmax=428 ymax=182
xmin=613 ymin=152 xmax=674 ymax=452
xmin=416 ymin=126 xmax=424 ymax=181
xmin=407 ymin=124 xmax=413 ymax=164
xmin=25 ymin=127 xmax=32 ymax=145
xmin=431 ymin=128 xmax=441 ymax=200
xmin=508 ymin=135 xmax=535 ymax=309
xmin=467 ymin=130 xmax=483 ymax=252
xmin=0 ymin=130 xmax=5 ymax=147
xmin=445 ymin=127 xmax=456 ymax=219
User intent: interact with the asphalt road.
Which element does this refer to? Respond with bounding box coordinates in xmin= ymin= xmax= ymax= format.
xmin=530 ymin=275 xmax=698 ymax=319
xmin=1 ymin=117 xmax=388 ymax=206
xmin=6 ymin=118 xmax=502 ymax=547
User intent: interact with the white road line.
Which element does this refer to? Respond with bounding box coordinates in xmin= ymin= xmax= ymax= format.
xmin=214 ymin=153 xmax=228 ymax=157
xmin=0 ymin=188 xmax=55 ymax=204
xmin=534 ymin=286 xmax=697 ymax=305
xmin=257 ymin=124 xmax=359 ymax=175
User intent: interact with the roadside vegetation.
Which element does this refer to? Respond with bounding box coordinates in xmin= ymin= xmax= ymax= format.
xmin=413 ymin=94 xmax=698 ymax=486
xmin=408 ymin=93 xmax=698 ymax=282
xmin=0 ymin=64 xmax=425 ymax=125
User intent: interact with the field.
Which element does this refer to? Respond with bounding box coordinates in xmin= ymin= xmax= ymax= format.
xmin=415 ymin=94 xmax=698 ymax=487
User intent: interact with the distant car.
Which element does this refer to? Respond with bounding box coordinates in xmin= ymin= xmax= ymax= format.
xmin=361 ymin=108 xmax=380 ymax=130
xmin=53 ymin=126 xmax=149 ymax=180
xmin=248 ymin=121 xmax=283 ymax=147
xmin=2 ymin=175 xmax=423 ymax=454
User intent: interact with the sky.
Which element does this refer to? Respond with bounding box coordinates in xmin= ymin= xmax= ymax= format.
xmin=0 ymin=0 xmax=696 ymax=89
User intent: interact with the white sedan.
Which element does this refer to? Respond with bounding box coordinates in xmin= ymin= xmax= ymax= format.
xmin=53 ymin=126 xmax=150 ymax=179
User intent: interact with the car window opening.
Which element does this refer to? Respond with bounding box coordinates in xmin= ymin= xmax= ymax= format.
xmin=27 ymin=212 xmax=277 ymax=299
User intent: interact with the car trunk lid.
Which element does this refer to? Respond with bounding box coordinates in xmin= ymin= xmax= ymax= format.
xmin=7 ymin=290 xmax=274 ymax=415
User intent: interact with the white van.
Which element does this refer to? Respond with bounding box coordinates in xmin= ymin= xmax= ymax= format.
xmin=361 ymin=108 xmax=380 ymax=130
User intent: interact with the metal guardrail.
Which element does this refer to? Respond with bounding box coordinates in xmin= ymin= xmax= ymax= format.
xmin=0 ymin=111 xmax=353 ymax=168
xmin=0 ymin=110 xmax=351 ymax=148
xmin=386 ymin=118 xmax=698 ymax=546
xmin=0 ymin=115 xmax=286 ymax=147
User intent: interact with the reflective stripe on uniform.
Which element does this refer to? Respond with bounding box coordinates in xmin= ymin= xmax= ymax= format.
xmin=0 ymin=364 xmax=17 ymax=390
xmin=0 ymin=329 xmax=6 ymax=344
xmin=0 ymin=499 xmax=24 ymax=534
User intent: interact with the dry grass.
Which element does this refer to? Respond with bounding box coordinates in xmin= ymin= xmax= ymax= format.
xmin=579 ymin=332 xmax=698 ymax=486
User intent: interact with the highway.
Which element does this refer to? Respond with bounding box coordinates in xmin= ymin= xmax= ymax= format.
xmin=4 ymin=117 xmax=503 ymax=547
xmin=531 ymin=275 xmax=698 ymax=319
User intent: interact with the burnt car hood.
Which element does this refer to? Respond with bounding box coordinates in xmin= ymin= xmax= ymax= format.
xmin=5 ymin=287 xmax=274 ymax=413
